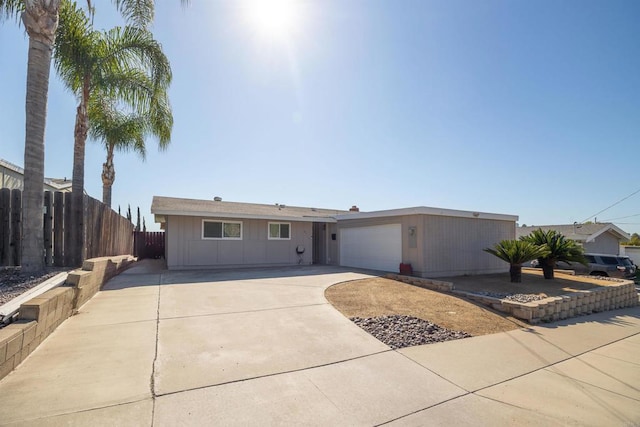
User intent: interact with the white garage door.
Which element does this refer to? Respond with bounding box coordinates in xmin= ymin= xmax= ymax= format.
xmin=340 ymin=224 xmax=402 ymax=272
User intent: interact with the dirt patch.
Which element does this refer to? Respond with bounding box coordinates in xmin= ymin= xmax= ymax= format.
xmin=450 ymin=269 xmax=611 ymax=297
xmin=325 ymin=277 xmax=529 ymax=336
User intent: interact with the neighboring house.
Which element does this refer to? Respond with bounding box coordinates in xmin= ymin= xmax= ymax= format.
xmin=516 ymin=223 xmax=630 ymax=255
xmin=151 ymin=196 xmax=518 ymax=277
xmin=0 ymin=158 xmax=72 ymax=192
xmin=620 ymin=246 xmax=640 ymax=266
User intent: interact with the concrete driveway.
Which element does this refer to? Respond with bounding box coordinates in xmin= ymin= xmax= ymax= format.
xmin=0 ymin=261 xmax=639 ymax=426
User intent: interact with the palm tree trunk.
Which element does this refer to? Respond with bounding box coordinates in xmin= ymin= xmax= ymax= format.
xmin=20 ymin=1 xmax=61 ymax=272
xmin=541 ymin=260 xmax=555 ymax=280
xmin=70 ymin=76 xmax=90 ymax=266
xmin=509 ymin=264 xmax=522 ymax=283
xmin=72 ymin=77 xmax=90 ymax=196
xmin=101 ymin=142 xmax=116 ymax=207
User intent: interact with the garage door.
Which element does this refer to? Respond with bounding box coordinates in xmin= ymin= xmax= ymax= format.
xmin=340 ymin=224 xmax=402 ymax=272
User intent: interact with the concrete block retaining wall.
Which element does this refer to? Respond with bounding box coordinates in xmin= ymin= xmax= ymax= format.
xmin=0 ymin=287 xmax=74 ymax=379
xmin=67 ymin=255 xmax=133 ymax=309
xmin=385 ymin=274 xmax=454 ymax=293
xmin=386 ymin=273 xmax=638 ymax=325
xmin=0 ymin=255 xmax=134 ymax=381
xmin=454 ymin=281 xmax=638 ymax=324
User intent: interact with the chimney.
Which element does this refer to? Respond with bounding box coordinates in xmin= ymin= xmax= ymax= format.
xmin=349 ymin=205 xmax=359 ymax=212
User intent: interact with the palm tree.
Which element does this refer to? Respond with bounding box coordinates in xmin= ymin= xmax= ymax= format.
xmin=88 ymin=90 xmax=172 ymax=207
xmin=0 ymin=0 xmax=171 ymax=271
xmin=54 ymin=1 xmax=171 ymax=264
xmin=484 ymin=240 xmax=549 ymax=283
xmin=1 ymin=0 xmax=61 ymax=272
xmin=520 ymin=229 xmax=587 ymax=280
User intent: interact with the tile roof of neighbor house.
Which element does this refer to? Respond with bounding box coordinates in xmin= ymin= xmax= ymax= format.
xmin=151 ymin=196 xmax=350 ymax=223
xmin=0 ymin=158 xmax=72 ymax=191
xmin=516 ymin=223 xmax=630 ymax=242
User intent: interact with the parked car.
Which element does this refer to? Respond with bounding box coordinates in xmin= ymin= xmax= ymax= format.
xmin=552 ymin=253 xmax=637 ymax=280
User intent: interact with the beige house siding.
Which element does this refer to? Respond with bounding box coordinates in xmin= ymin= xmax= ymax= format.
xmin=337 ymin=214 xmax=514 ymax=277
xmin=165 ymin=215 xmax=313 ymax=269
xmin=583 ymin=233 xmax=621 ymax=255
xmin=422 ymin=216 xmax=513 ymax=277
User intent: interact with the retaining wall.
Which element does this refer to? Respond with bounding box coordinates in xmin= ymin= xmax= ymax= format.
xmin=458 ymin=281 xmax=638 ymax=324
xmin=385 ymin=274 xmax=454 ymax=292
xmin=386 ymin=273 xmax=638 ymax=325
xmin=0 ymin=255 xmax=134 ymax=381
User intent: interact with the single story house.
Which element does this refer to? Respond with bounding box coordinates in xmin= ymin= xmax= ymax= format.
xmin=151 ymin=196 xmax=518 ymax=277
xmin=1 ymin=158 xmax=72 ymax=192
xmin=516 ymin=223 xmax=630 ymax=255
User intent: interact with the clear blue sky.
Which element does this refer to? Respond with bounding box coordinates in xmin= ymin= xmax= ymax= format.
xmin=1 ymin=1 xmax=640 ymax=233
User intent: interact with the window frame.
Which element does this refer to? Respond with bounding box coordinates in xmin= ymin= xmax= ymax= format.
xmin=268 ymin=222 xmax=291 ymax=240
xmin=202 ymin=219 xmax=243 ymax=240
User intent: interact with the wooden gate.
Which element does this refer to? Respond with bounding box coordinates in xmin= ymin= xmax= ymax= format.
xmin=133 ymin=231 xmax=165 ymax=260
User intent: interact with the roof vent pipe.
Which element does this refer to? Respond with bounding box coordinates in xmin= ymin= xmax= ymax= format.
xmin=349 ymin=205 xmax=360 ymax=212
xmin=214 ymin=196 xmax=222 ymax=202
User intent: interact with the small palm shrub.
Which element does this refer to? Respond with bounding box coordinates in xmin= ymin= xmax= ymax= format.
xmin=484 ymin=240 xmax=550 ymax=283
xmin=520 ymin=229 xmax=587 ymax=279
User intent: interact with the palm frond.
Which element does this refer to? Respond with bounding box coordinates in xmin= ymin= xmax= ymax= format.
xmin=520 ymin=228 xmax=588 ymax=266
xmin=99 ymin=26 xmax=171 ymax=86
xmin=54 ymin=1 xmax=96 ymax=94
xmin=484 ymin=240 xmax=549 ymax=265
xmin=0 ymin=0 xmax=24 ymax=22
xmin=112 ymin=0 xmax=154 ymax=28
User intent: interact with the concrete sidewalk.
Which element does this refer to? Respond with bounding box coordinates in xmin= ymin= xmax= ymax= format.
xmin=0 ymin=262 xmax=638 ymax=426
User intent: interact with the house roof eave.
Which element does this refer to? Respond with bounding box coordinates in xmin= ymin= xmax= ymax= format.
xmin=334 ymin=206 xmax=518 ymax=222
xmin=587 ymin=224 xmax=630 ymax=242
xmin=151 ymin=209 xmax=337 ymax=223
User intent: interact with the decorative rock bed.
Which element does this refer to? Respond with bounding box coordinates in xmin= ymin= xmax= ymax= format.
xmin=351 ymin=315 xmax=471 ymax=349
xmin=386 ymin=273 xmax=639 ymax=324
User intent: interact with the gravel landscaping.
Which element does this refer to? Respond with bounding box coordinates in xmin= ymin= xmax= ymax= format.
xmin=0 ymin=268 xmax=66 ymax=305
xmin=351 ymin=315 xmax=471 ymax=349
xmin=466 ymin=291 xmax=546 ymax=303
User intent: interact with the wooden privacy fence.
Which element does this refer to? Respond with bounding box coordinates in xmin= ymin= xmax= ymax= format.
xmin=133 ymin=231 xmax=165 ymax=260
xmin=0 ymin=188 xmax=134 ymax=267
xmin=0 ymin=189 xmax=21 ymax=267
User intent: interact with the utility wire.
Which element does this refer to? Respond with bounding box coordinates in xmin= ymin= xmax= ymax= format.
xmin=581 ymin=187 xmax=640 ymax=223
xmin=600 ymin=213 xmax=640 ymax=222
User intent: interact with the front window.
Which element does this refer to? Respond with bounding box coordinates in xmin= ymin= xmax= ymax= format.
xmin=268 ymin=222 xmax=290 ymax=240
xmin=203 ymin=220 xmax=242 ymax=240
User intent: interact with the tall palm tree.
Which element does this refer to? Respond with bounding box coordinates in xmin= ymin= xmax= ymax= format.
xmin=1 ymin=0 xmax=61 ymax=272
xmin=0 ymin=0 xmax=173 ymax=271
xmin=88 ymin=88 xmax=172 ymax=207
xmin=520 ymin=229 xmax=587 ymax=280
xmin=54 ymin=1 xmax=171 ymax=264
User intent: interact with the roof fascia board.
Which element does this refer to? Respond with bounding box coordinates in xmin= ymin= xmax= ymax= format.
xmin=151 ymin=209 xmax=337 ymax=223
xmin=334 ymin=206 xmax=518 ymax=222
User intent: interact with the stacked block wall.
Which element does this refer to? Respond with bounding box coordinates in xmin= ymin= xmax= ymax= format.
xmin=0 ymin=255 xmax=133 ymax=380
